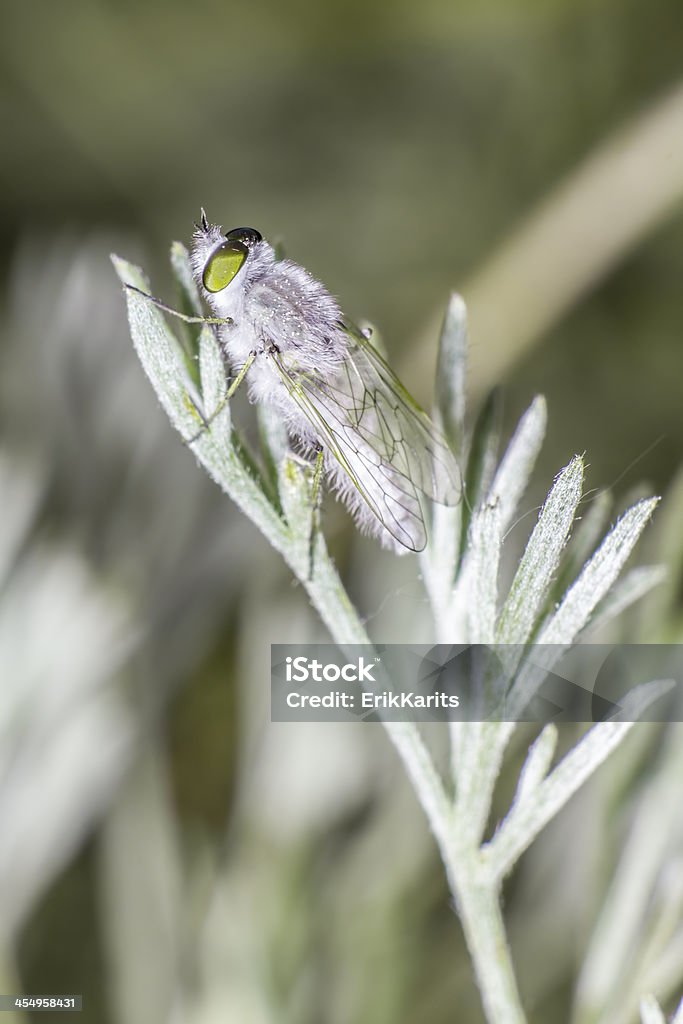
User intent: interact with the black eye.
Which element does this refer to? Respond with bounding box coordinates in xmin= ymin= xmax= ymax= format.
xmin=225 ymin=227 xmax=262 ymax=247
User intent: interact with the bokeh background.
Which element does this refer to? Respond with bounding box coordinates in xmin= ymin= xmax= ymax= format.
xmin=1 ymin=1 xmax=683 ymax=1022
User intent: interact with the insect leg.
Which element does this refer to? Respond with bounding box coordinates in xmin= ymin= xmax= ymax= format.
xmin=125 ymin=284 xmax=233 ymax=326
xmin=185 ymin=352 xmax=256 ymax=445
xmin=226 ymin=352 xmax=256 ymax=400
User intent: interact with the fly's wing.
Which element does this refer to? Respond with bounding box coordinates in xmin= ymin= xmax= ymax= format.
xmin=268 ymin=322 xmax=461 ymax=551
xmin=340 ymin=322 xmax=462 ymax=506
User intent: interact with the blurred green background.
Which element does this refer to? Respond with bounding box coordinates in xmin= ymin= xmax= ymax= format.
xmin=1 ymin=1 xmax=683 ymax=1022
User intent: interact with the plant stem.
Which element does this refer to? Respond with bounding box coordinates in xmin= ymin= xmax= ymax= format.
xmin=444 ymin=848 xmax=527 ymax=1024
xmin=301 ymin=546 xmax=455 ymax=846
xmin=302 ymin=547 xmax=528 ymax=1024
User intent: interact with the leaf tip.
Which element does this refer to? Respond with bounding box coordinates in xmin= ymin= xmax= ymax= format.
xmin=531 ymin=393 xmax=548 ymax=419
xmin=446 ymin=290 xmax=467 ymax=319
xmin=110 ymin=253 xmax=145 ymax=290
xmin=110 ymin=252 xmax=126 ymax=280
xmin=552 ymin=453 xmax=585 ymax=499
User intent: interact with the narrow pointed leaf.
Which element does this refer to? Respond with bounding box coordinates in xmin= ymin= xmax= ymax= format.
xmin=491 ymin=680 xmax=669 ymax=882
xmin=538 ymin=498 xmax=659 ymax=646
xmin=465 ymin=501 xmax=503 ymax=642
xmin=605 ymin=678 xmax=674 ymax=722
xmin=496 ymin=456 xmax=584 ymax=646
xmin=278 ymin=457 xmax=312 ymax=540
xmin=170 ymin=241 xmax=202 ymax=316
xmin=436 ymin=292 xmax=468 ymax=453
xmin=258 ymin=403 xmax=290 ymax=472
xmin=457 ymin=387 xmax=502 ymax=570
xmin=587 ymin=564 xmax=666 ymax=636
xmin=488 ymin=395 xmax=547 ymax=531
xmin=512 ymin=724 xmax=558 ymax=805
xmin=553 ymin=489 xmax=613 ymax=600
xmin=258 ymin=403 xmax=290 ymax=504
xmin=169 ymin=241 xmax=204 ymax=388
xmin=465 ymin=387 xmax=503 ymax=512
xmin=576 ymin=716 xmax=681 ymax=1018
xmin=640 ymin=995 xmax=666 ymax=1024
xmin=198 ymin=324 xmax=228 ymax=425
xmin=111 ymin=255 xmax=200 ymax=438
xmin=490 ymin=719 xmax=633 ymax=880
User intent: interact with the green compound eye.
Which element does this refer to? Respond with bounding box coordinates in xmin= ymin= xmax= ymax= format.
xmin=202 ymin=240 xmax=248 ymax=293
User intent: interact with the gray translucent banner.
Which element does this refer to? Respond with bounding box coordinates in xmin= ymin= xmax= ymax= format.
xmin=271 ymin=645 xmax=683 ymax=722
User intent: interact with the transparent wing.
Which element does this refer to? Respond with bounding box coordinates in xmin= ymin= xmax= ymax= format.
xmin=268 ymin=322 xmax=461 ymax=551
